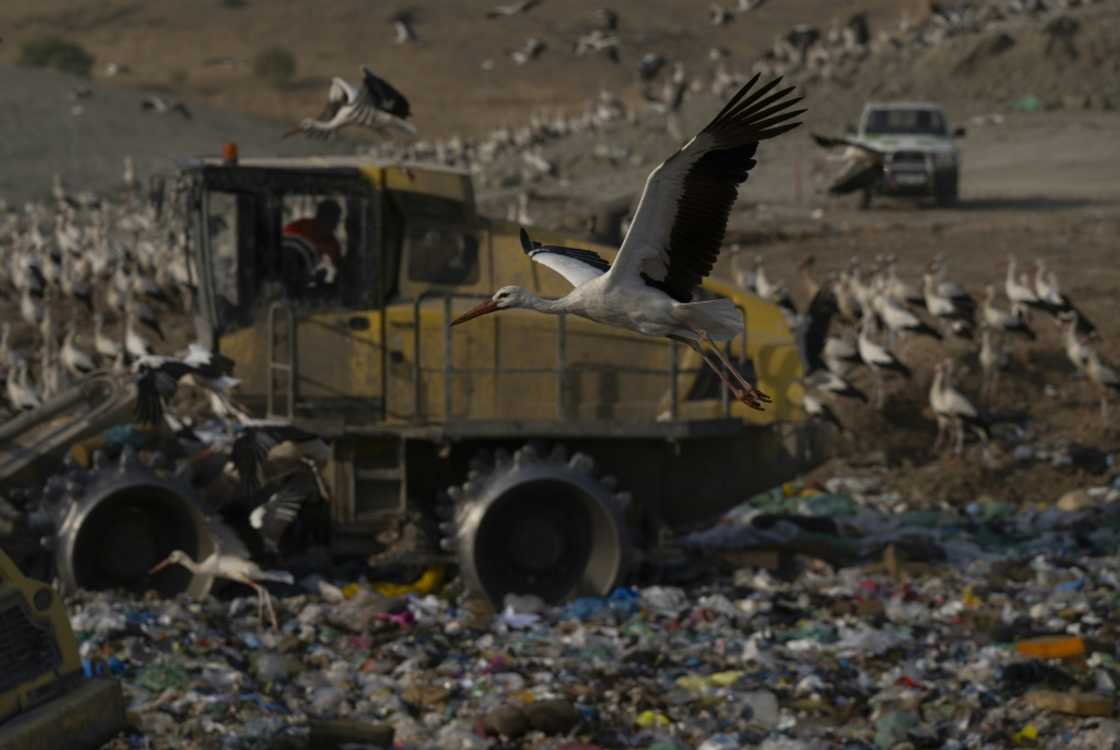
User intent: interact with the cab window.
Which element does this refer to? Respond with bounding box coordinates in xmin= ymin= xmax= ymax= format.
xmin=407 ymin=228 xmax=479 ymax=284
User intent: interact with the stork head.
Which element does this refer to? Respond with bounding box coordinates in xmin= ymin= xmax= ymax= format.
xmin=450 ymin=286 xmax=528 ymax=326
xmin=149 ymin=549 xmax=187 ymax=574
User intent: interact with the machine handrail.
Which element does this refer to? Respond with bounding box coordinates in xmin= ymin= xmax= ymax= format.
xmin=266 ymin=301 xmax=297 ymax=420
xmin=408 ymin=291 xmax=745 ymax=424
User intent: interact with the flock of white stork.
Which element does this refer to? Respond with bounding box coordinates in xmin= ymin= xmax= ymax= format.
xmin=2 ymin=68 xmax=1114 ymax=471
xmin=0 ymin=175 xmax=198 ymax=416
xmin=740 ymin=246 xmax=1113 ymax=457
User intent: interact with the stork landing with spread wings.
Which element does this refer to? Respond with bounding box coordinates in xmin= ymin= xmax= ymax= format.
xmin=449 ymin=75 xmax=804 ymax=410
xmin=284 ymin=66 xmax=415 ymax=140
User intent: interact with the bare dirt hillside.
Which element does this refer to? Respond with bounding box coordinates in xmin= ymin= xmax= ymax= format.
xmin=0 ymin=0 xmax=921 ymax=136
xmin=0 ymin=64 xmax=357 ymax=204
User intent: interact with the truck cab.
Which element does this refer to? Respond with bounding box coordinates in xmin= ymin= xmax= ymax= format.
xmin=856 ymin=102 xmax=965 ymax=205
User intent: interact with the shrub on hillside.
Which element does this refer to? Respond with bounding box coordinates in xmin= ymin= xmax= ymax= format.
xmin=253 ymin=47 xmax=296 ymax=88
xmin=18 ymin=36 xmax=95 ymax=78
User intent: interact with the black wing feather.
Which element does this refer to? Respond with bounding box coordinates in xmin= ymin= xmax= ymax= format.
xmin=658 ymin=76 xmax=804 ymax=302
xmin=362 ymin=66 xmax=411 ymax=119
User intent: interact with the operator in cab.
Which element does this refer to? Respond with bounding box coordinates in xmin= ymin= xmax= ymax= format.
xmin=283 ymin=199 xmax=343 ymax=266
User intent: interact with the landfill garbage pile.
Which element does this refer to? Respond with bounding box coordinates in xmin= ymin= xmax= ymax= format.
xmin=68 ymin=473 xmax=1119 ymax=750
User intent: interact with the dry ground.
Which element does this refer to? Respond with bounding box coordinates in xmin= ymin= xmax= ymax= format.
xmin=0 ymin=0 xmax=926 ymax=136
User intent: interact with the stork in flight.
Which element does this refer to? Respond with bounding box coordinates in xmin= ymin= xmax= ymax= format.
xmin=449 ymin=75 xmax=805 ymax=410
xmin=810 ymin=132 xmax=888 ymax=208
xmin=284 ymin=66 xmax=415 ymax=140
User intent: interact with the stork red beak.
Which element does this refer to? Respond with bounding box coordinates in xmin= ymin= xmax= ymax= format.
xmin=450 ymin=299 xmax=499 ymax=327
xmin=149 ymin=558 xmax=173 ymax=575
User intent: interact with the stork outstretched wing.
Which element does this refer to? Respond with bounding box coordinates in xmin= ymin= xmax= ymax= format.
xmin=606 ymin=74 xmax=804 ymax=303
xmin=361 ymin=66 xmax=411 ymax=120
xmin=811 ymin=132 xmax=886 ymax=158
xmin=520 ymin=227 xmax=610 ymax=288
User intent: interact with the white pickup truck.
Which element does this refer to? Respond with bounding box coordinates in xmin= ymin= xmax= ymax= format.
xmin=853 ymin=101 xmax=966 ymax=207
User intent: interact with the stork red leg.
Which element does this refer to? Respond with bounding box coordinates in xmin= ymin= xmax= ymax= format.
xmin=679 ymin=338 xmax=761 ymax=410
xmin=696 ymin=330 xmax=772 ymax=406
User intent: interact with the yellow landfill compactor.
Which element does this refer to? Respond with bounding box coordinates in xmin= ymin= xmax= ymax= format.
xmin=0 ymin=548 xmax=126 ymax=749
xmin=176 ymin=149 xmax=820 ymax=606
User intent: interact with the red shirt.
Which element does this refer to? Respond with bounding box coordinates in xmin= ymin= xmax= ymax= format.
xmin=283 ymin=218 xmax=341 ymax=265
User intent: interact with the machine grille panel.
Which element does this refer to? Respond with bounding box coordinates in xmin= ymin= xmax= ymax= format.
xmin=891 ymin=150 xmax=928 ymax=165
xmin=0 ymin=594 xmax=61 ymax=693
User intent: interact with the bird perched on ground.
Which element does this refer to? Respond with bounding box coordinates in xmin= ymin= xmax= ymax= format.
xmin=1034 ymin=259 xmax=1095 ymax=338
xmin=1005 ymin=254 xmax=1046 ymax=316
xmin=930 ymin=359 xmax=989 ymax=456
xmin=858 ymin=316 xmax=911 ymax=408
xmin=140 ymin=95 xmax=192 ymax=119
xmin=1083 ymin=347 xmax=1120 ymax=421
xmin=1061 ymin=313 xmax=1091 ymax=374
xmin=449 ymin=75 xmax=805 ymax=411
xmin=284 ymin=67 xmax=415 ymax=140
xmin=590 ymin=8 xmax=619 ymax=31
xmin=60 ymin=324 xmax=96 ymax=378
xmin=486 ymin=0 xmax=541 ymax=18
xmin=982 ymin=285 xmax=1035 ymax=340
xmin=132 ymin=344 xmax=238 ymax=426
xmin=804 ymin=368 xmax=868 ymax=403
xmin=803 ymin=391 xmax=846 ymax=434
xmin=978 ymin=327 xmax=1007 ymax=404
xmin=5 ymin=362 xmax=41 ymax=412
xmin=149 ymin=550 xmax=292 ymax=631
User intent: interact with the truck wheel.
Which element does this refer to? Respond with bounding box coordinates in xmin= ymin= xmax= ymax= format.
xmin=439 ymin=443 xmax=632 ymax=608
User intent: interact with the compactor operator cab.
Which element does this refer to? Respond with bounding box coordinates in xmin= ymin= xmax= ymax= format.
xmin=188 ymin=165 xmax=384 ymax=339
xmin=183 ymin=155 xmax=477 ymax=343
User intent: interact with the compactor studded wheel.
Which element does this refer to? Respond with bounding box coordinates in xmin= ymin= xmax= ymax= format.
xmin=33 ymin=446 xmax=234 ymax=599
xmin=439 ymin=444 xmax=632 ymax=607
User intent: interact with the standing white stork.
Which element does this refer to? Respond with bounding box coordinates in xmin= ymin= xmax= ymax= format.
xmin=149 ymin=550 xmax=293 ymax=631
xmin=978 ymin=327 xmax=1007 ymax=404
xmin=1005 ymin=254 xmax=1045 ymax=317
xmin=1083 ymin=347 xmax=1120 ymax=421
xmin=803 ymin=391 xmax=847 ymax=434
xmin=858 ymin=316 xmax=911 ymax=408
xmin=1061 ymin=314 xmax=1091 ymax=374
xmin=930 ymin=359 xmax=989 ymax=456
xmin=284 ymin=66 xmax=415 ymax=140
xmin=982 ymin=285 xmax=1035 ymax=340
xmin=448 ymin=75 xmax=805 ymax=411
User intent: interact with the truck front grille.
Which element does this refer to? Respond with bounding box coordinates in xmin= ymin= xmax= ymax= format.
xmin=890 ymin=150 xmax=928 ymax=166
xmin=0 ymin=593 xmax=62 ymax=693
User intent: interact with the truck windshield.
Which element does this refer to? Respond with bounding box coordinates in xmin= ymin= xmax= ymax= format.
xmin=864 ymin=108 xmax=947 ymax=136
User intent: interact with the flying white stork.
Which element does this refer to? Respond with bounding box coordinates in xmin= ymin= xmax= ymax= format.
xmin=284 ymin=66 xmax=415 ymax=140
xmin=149 ymin=550 xmax=293 ymax=631
xmin=448 ymin=75 xmax=805 ymax=411
xmin=132 ymin=344 xmax=239 ymax=426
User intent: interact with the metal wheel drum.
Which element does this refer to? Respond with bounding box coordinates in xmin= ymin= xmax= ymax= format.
xmin=50 ymin=448 xmax=227 ymax=599
xmin=441 ymin=444 xmax=631 ymax=607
